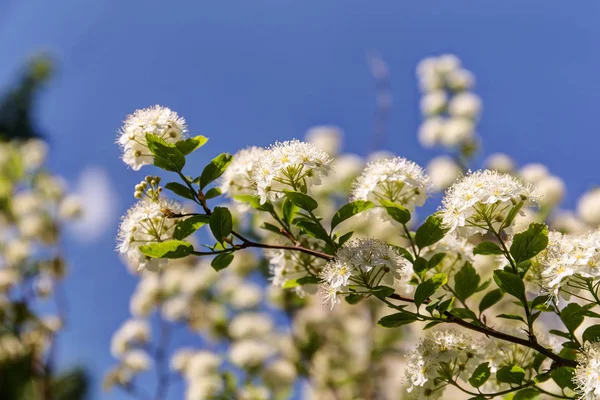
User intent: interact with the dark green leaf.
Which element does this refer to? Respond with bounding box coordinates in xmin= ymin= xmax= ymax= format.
xmin=549 ymin=330 xmax=572 ymax=339
xmin=174 ymin=215 xmax=210 ymax=240
xmin=145 ymin=134 xmax=185 ymax=172
xmin=510 ymin=223 xmax=549 ymax=263
xmin=199 ymin=153 xmax=233 ymax=189
xmin=139 ymin=240 xmax=193 ymax=259
xmin=345 ymin=294 xmax=364 ymax=304
xmin=378 ymin=312 xmax=419 ymax=328
xmin=454 ymin=261 xmax=480 ymax=302
xmin=165 ymin=182 xmax=196 ymax=200
xmin=371 ymin=286 xmax=395 ymax=300
xmin=493 ymin=270 xmax=526 ymax=304
xmin=450 ymin=308 xmax=478 ymax=320
xmin=496 ymin=365 xmax=525 ymax=385
xmin=338 ymin=231 xmax=354 ymax=246
xmin=583 ymin=325 xmax=600 ymax=343
xmin=428 ymin=253 xmax=446 ymax=269
xmin=331 ymin=200 xmax=374 ymax=229
xmin=551 ymin=367 xmax=575 ymax=389
xmin=513 ymin=388 xmax=540 ymax=400
xmin=296 ymin=220 xmax=330 ymax=243
xmin=379 ymin=199 xmax=411 ymax=224
xmin=468 ymin=362 xmax=491 ymax=388
xmin=414 ymin=273 xmax=448 ymax=308
xmin=209 ymin=207 xmax=233 ymax=244
xmin=175 ymin=135 xmax=208 ymax=155
xmin=413 ymin=257 xmax=430 ymax=278
xmin=532 ymin=353 xmax=547 ymax=372
xmin=415 ymin=214 xmax=449 ymax=249
xmin=204 ymin=187 xmax=222 ymax=200
xmin=497 ymin=313 xmax=526 ymax=323
xmin=211 ymin=253 xmax=234 ymax=271
xmin=284 ymin=190 xmax=318 ymax=212
xmin=297 ymin=276 xmax=320 ymax=285
xmin=473 ymin=241 xmax=503 ymax=255
xmin=479 ymin=289 xmax=504 ymax=313
xmin=282 ymin=197 xmax=298 ymax=225
xmin=560 ymin=303 xmax=586 ymax=333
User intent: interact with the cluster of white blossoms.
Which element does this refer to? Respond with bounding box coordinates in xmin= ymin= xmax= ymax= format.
xmin=251 ymin=139 xmax=332 ymax=204
xmin=117 ymin=105 xmax=188 ymax=170
xmin=574 ymin=341 xmax=600 ymax=399
xmin=116 ymin=195 xmax=183 ymax=272
xmin=351 ymin=157 xmax=433 ymax=212
xmin=440 ymin=169 xmax=538 ymax=236
xmin=220 ymin=146 xmax=266 ymax=200
xmin=531 ymin=230 xmax=600 ymax=300
xmin=417 ymin=55 xmax=481 ymax=151
xmin=171 ymin=349 xmax=224 ymax=399
xmin=404 ymin=329 xmax=481 ymax=399
xmin=320 ymin=238 xmax=408 ymax=309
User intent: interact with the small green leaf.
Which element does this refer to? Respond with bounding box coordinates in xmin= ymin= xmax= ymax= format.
xmin=209 ymin=207 xmax=233 ymax=244
xmin=199 ymin=153 xmax=233 ymax=189
xmin=497 ymin=313 xmax=526 ymax=323
xmin=468 ymin=362 xmax=491 ymax=388
xmin=415 ymin=214 xmax=449 ymax=249
xmin=413 ymin=257 xmax=430 ymax=278
xmin=378 ymin=312 xmax=419 ymax=328
xmin=211 ymin=253 xmax=234 ymax=271
xmin=370 ymin=286 xmax=395 ymax=300
xmin=145 ymin=134 xmax=186 ymax=172
xmin=204 ymin=187 xmax=222 ymax=200
xmin=560 ymin=303 xmax=586 ymax=333
xmin=331 ymin=200 xmax=374 ymax=229
xmin=165 ymin=182 xmax=196 ymax=200
xmin=510 ymin=223 xmax=549 ymax=263
xmin=379 ymin=199 xmax=411 ymax=224
xmin=551 ymin=366 xmax=575 ymax=389
xmin=414 ymin=273 xmax=447 ymax=308
xmin=513 ymin=388 xmax=540 ymax=400
xmin=282 ymin=197 xmax=298 ymax=225
xmin=454 ymin=261 xmax=480 ymax=302
xmin=428 ymin=253 xmax=446 ymax=269
xmin=345 ymin=293 xmax=364 ymax=304
xmin=139 ymin=240 xmax=193 ymax=259
xmin=284 ymin=191 xmax=318 ymax=212
xmin=473 ymin=241 xmax=503 ymax=255
xmin=338 ymin=231 xmax=354 ymax=246
xmin=449 ymin=308 xmax=478 ymax=320
xmin=295 ymin=220 xmax=330 ymax=243
xmin=175 ymin=135 xmax=208 ymax=155
xmin=493 ymin=270 xmax=526 ymax=304
xmin=583 ymin=325 xmax=600 ymax=343
xmin=297 ymin=276 xmax=320 ymax=285
xmin=174 ymin=215 xmax=210 ymax=239
xmin=496 ymin=365 xmax=525 ymax=385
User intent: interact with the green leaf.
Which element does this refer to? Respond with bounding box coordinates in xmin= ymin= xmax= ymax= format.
xmin=379 ymin=199 xmax=411 ymax=224
xmin=560 ymin=303 xmax=586 ymax=333
xmin=415 ymin=214 xmax=449 ymax=249
xmin=295 ymin=220 xmax=330 ymax=243
xmin=413 ymin=257 xmax=430 ymax=278
xmin=145 ymin=134 xmax=185 ymax=172
xmin=338 ymin=231 xmax=354 ymax=246
xmin=165 ymin=182 xmax=196 ymax=200
xmin=282 ymin=197 xmax=298 ymax=226
xmin=496 ymin=365 xmax=525 ymax=385
xmin=513 ymin=388 xmax=540 ymax=400
xmin=378 ymin=312 xmax=419 ymax=328
xmin=209 ymin=207 xmax=233 ymax=244
xmin=532 ymin=353 xmax=547 ymax=372
xmin=450 ymin=308 xmax=478 ymax=320
xmin=284 ymin=191 xmax=318 ymax=212
xmin=551 ymin=366 xmax=575 ymax=389
xmin=211 ymin=253 xmax=234 ymax=271
xmin=493 ymin=270 xmax=526 ymax=304
xmin=370 ymin=286 xmax=395 ymax=300
xmin=204 ymin=187 xmax=222 ymax=200
xmin=174 ymin=215 xmax=210 ymax=239
xmin=454 ymin=261 xmax=480 ymax=302
xmin=199 ymin=153 xmax=233 ymax=189
xmin=583 ymin=325 xmax=600 ymax=343
xmin=297 ymin=276 xmax=320 ymax=285
xmin=468 ymin=362 xmax=491 ymax=388
xmin=549 ymin=330 xmax=571 ymax=339
xmin=473 ymin=241 xmax=503 ymax=255
xmin=345 ymin=293 xmax=364 ymax=304
xmin=497 ymin=313 xmax=526 ymax=323
xmin=139 ymin=240 xmax=193 ymax=259
xmin=504 ymin=201 xmax=525 ymax=229
xmin=331 ymin=200 xmax=374 ymax=229
xmin=428 ymin=253 xmax=446 ymax=269
xmin=510 ymin=223 xmax=549 ymax=263
xmin=414 ymin=273 xmax=448 ymax=308
xmin=175 ymin=135 xmax=208 ymax=155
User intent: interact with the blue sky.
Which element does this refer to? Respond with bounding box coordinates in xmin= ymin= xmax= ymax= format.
xmin=0 ymin=1 xmax=599 ymax=398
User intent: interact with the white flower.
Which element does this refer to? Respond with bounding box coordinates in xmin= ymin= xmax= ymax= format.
xmin=58 ymin=195 xmax=83 ymax=219
xmin=185 ymin=351 xmax=222 ymax=378
xmin=117 ymin=106 xmax=187 ymax=170
xmin=420 ymin=90 xmax=447 ymax=116
xmin=230 ymin=283 xmax=262 ymax=309
xmin=170 ymin=348 xmax=195 ymax=373
xmin=228 ymin=312 xmax=274 ymax=340
xmin=263 ymin=359 xmax=297 ymax=388
xmin=574 ymin=341 xmax=600 ymax=399
xmin=485 ymin=153 xmax=515 ymax=174
xmin=0 ymin=269 xmax=20 ymax=292
xmin=351 ymin=157 xmax=432 ymax=211
xmin=305 ymin=125 xmax=342 ymax=156
xmin=251 ymin=140 xmax=331 ymax=204
xmin=447 ymin=68 xmax=475 ymax=91
xmin=266 ymin=246 xmax=320 ymax=296
xmin=161 ymin=296 xmax=189 ymax=321
xmin=220 ymin=146 xmax=265 ymax=199
xmin=426 ymin=156 xmax=461 ymax=192
xmin=578 ymin=188 xmax=600 ymax=226
xmin=440 ymin=117 xmax=474 ymax=147
xmin=229 ymin=340 xmax=273 ymax=369
xmin=186 ymin=377 xmax=223 ymax=400
xmin=116 ymin=197 xmax=183 ymax=272
xmin=436 ymin=54 xmax=461 ymax=74
xmin=4 ymin=239 xmax=30 ymax=265
xmin=418 ymin=118 xmax=445 ymax=148
xmin=448 ymin=92 xmax=482 ymax=119
xmin=519 ymin=163 xmax=549 ymax=184
xmin=110 ymin=319 xmax=151 ymax=357
xmin=20 ymin=139 xmax=48 ymax=170
xmin=440 ymin=170 xmax=538 ymax=236
xmin=122 ymin=349 xmax=152 ymax=371
xmin=552 ymin=211 xmax=590 ymax=234
xmin=536 ymin=175 xmax=565 ymax=206
xmin=11 ymin=191 xmax=42 ymax=217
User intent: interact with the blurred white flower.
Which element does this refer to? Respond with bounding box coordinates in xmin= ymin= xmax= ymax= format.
xmin=426 ymin=156 xmax=461 ymax=191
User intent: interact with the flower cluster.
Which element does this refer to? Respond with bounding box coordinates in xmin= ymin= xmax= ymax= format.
xmin=574 ymin=341 xmax=600 ymax=399
xmin=531 ymin=230 xmax=600 ymax=300
xmin=440 ymin=169 xmax=538 ymax=236
xmin=351 ymin=157 xmax=432 ymax=211
xmin=220 ymin=146 xmax=266 ymax=200
xmin=319 ymin=238 xmax=408 ymax=309
xmin=117 ymin=105 xmax=188 ymax=170
xmin=251 ymin=139 xmax=332 ymax=204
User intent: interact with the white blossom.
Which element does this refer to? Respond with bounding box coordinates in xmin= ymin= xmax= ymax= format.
xmin=578 ymin=188 xmax=600 ymax=227
xmin=426 ymin=156 xmax=461 ymax=192
xmin=448 ymin=92 xmax=482 ymax=119
xmin=122 ymin=349 xmax=152 ymax=371
xmin=305 ymin=125 xmax=342 ymax=156
xmin=228 ymin=312 xmax=274 ymax=340
xmin=229 ymin=340 xmax=273 ymax=369
xmin=420 ymin=90 xmax=447 ymax=116
xmin=220 ymin=146 xmax=265 ymax=199
xmin=110 ymin=319 xmax=151 ymax=357
xmin=519 ymin=163 xmax=549 ymax=184
xmin=485 ymin=153 xmax=515 ymax=174
xmin=574 ymin=341 xmax=600 ymax=399
xmin=117 ymin=106 xmax=187 ymax=170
